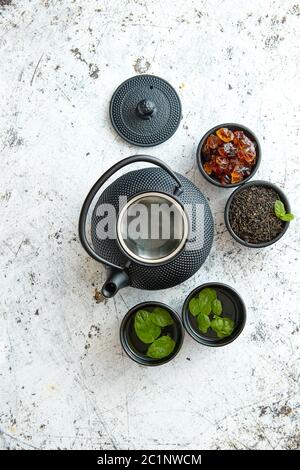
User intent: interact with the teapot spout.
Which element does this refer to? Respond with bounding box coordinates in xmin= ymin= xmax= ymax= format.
xmin=101 ymin=268 xmax=130 ymax=298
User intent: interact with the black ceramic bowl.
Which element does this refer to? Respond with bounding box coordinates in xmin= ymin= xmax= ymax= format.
xmin=120 ymin=302 xmax=184 ymax=366
xmin=224 ymin=180 xmax=291 ymax=248
xmin=197 ymin=123 xmax=261 ymax=188
xmin=182 ymin=283 xmax=246 ymax=347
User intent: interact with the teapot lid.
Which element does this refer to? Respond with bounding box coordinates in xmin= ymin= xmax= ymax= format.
xmin=110 ymin=75 xmax=181 ymax=147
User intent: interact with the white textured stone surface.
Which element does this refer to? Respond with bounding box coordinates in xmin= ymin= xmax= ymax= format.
xmin=0 ymin=0 xmax=299 ymax=450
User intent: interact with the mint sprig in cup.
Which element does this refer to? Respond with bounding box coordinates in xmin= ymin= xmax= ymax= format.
xmin=120 ymin=302 xmax=184 ymax=366
xmin=274 ymin=200 xmax=295 ymax=222
xmin=182 ymin=283 xmax=246 ymax=347
xmin=188 ymin=287 xmax=234 ymax=338
xmin=134 ymin=308 xmax=176 ymax=358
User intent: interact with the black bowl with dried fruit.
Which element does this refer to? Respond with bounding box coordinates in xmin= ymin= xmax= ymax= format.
xmin=197 ymin=123 xmax=261 ymax=187
xmin=182 ymin=283 xmax=246 ymax=347
xmin=120 ymin=302 xmax=184 ymax=366
xmin=225 ymin=180 xmax=294 ymax=248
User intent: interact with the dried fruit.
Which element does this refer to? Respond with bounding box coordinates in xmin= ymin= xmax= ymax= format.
xmin=216 ymin=127 xmax=234 ymax=142
xmin=207 ymin=134 xmax=222 ymax=149
xmin=202 ymin=127 xmax=257 ymax=185
xmin=243 ymin=152 xmax=256 ymax=165
xmin=239 ymin=166 xmax=252 ymax=177
xmin=215 ymin=156 xmax=228 ymax=169
xmin=231 ymin=170 xmax=243 ymax=184
xmin=218 ymin=142 xmax=236 ymax=157
xmin=202 ymin=142 xmax=210 ymax=160
xmin=203 ymin=162 xmax=213 ymax=175
xmin=238 ymin=134 xmax=253 ymax=149
xmin=220 ymin=174 xmax=231 ymax=185
xmin=233 ymin=130 xmax=244 ymax=144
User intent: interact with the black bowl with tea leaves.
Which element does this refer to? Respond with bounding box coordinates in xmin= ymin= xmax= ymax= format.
xmin=120 ymin=302 xmax=184 ymax=366
xmin=182 ymin=283 xmax=246 ymax=346
xmin=225 ymin=181 xmax=294 ymax=248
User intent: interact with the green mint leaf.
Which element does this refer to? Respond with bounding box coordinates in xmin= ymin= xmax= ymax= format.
xmin=222 ymin=317 xmax=235 ymax=335
xmin=189 ymin=297 xmax=201 ymax=316
xmin=134 ymin=310 xmax=161 ymax=344
xmin=212 ymin=298 xmax=222 ymax=315
xmin=150 ymin=307 xmax=174 ymax=327
xmin=189 ymin=288 xmax=218 ymax=317
xmin=280 ymin=213 xmax=295 ymax=222
xmin=146 ymin=335 xmax=176 ymax=359
xmin=197 ymin=313 xmax=211 ymax=334
xmin=198 ymin=294 xmax=212 ymax=316
xmin=216 ymin=331 xmax=226 ymax=338
xmin=274 ymin=200 xmax=295 ymax=222
xmin=274 ymin=200 xmax=286 ymax=218
xmin=211 ymin=317 xmax=224 ymax=333
xmin=211 ymin=316 xmax=234 ymax=338
xmin=199 ymin=288 xmax=217 ymax=303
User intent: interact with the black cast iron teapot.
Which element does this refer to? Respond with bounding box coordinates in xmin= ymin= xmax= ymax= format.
xmin=79 ymin=155 xmax=214 ymax=298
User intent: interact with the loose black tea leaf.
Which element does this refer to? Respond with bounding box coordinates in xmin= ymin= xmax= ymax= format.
xmin=229 ymin=186 xmax=285 ymax=244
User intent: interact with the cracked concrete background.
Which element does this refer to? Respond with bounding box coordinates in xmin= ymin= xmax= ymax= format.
xmin=0 ymin=0 xmax=299 ymax=450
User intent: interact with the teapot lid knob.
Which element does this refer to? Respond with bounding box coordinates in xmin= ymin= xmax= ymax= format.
xmin=136 ymin=99 xmax=156 ymax=120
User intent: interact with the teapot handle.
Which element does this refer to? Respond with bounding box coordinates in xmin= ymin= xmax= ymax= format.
xmin=78 ymin=155 xmax=183 ymax=269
